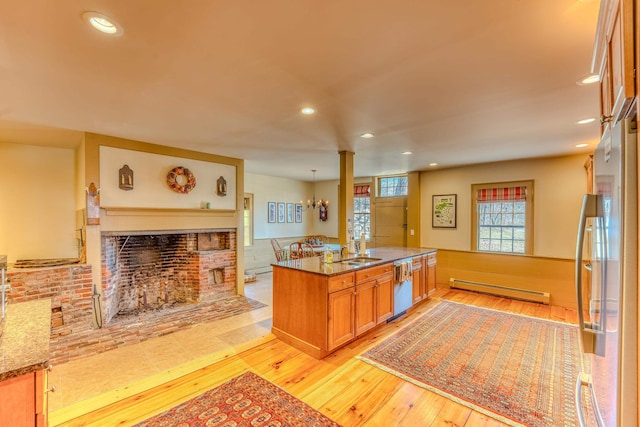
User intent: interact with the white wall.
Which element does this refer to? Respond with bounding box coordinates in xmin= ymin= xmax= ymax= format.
xmin=0 ymin=142 xmax=78 ymax=262
xmin=421 ymin=154 xmax=588 ymax=259
xmin=99 ymin=146 xmax=237 ymax=210
xmin=246 ymin=173 xmax=313 ymax=239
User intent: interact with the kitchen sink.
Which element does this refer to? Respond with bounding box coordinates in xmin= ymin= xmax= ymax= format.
xmin=341 ymin=257 xmax=382 ymax=264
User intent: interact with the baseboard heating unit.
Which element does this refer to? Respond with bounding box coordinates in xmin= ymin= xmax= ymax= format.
xmin=449 ymin=278 xmax=550 ymax=304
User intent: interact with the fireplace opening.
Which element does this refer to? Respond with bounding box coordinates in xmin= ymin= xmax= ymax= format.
xmin=102 ymin=230 xmax=237 ymax=324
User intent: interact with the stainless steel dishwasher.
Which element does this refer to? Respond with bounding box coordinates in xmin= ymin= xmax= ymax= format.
xmin=392 ymin=257 xmax=413 ymax=319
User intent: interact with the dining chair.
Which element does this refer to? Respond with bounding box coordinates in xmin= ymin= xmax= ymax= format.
xmin=271 ymin=239 xmax=284 ymax=262
xmin=273 ymin=249 xmax=285 ymax=262
xmin=289 ymin=242 xmax=314 ymax=259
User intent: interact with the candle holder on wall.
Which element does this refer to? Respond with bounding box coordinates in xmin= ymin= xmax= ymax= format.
xmin=217 ymin=176 xmax=227 ymax=196
xmin=119 ymin=165 xmax=134 ymax=190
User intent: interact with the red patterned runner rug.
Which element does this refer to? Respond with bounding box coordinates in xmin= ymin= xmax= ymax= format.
xmin=134 ymin=371 xmax=341 ymax=427
xmin=358 ymin=301 xmax=589 ymax=427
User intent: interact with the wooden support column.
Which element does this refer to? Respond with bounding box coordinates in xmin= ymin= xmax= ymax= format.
xmin=338 ymin=151 xmax=354 ymax=246
xmin=406 ymin=171 xmax=421 ymax=247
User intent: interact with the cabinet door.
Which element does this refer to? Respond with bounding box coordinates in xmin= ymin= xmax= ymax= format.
xmin=376 ymin=275 xmax=394 ymax=324
xmin=426 ymin=254 xmax=437 ymax=297
xmin=0 ymin=372 xmax=36 ymax=427
xmin=608 ymin=0 xmax=635 ymax=117
xmin=412 ymin=262 xmax=423 ymax=304
xmin=328 ymin=287 xmax=355 ymax=351
xmin=355 ymin=280 xmax=377 ymax=336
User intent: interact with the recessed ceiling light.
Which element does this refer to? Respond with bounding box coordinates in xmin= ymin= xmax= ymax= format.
xmin=360 ymin=132 xmax=375 ymax=139
xmin=300 ymin=106 xmax=316 ymax=115
xmin=82 ymin=11 xmax=124 ymax=36
xmin=576 ymin=143 xmax=589 ymax=148
xmin=402 ymin=151 xmax=412 ymax=155
xmin=577 ymin=118 xmax=596 ymax=124
xmin=429 ymin=162 xmax=438 ymax=167
xmin=576 ymin=73 xmax=599 ymax=85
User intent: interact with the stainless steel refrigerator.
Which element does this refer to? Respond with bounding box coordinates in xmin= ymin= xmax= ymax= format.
xmin=575 ymin=117 xmax=637 ymax=426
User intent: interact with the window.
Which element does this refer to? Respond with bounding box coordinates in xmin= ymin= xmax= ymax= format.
xmin=378 ymin=175 xmax=408 ymax=197
xmin=243 ymin=194 xmax=253 ymax=247
xmin=471 ymin=181 xmax=533 ymax=255
xmin=353 ymin=185 xmax=371 ymax=240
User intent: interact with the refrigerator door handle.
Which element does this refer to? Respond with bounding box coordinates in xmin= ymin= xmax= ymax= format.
xmin=576 ymin=373 xmax=604 ymax=427
xmin=575 ymin=194 xmax=600 ymax=354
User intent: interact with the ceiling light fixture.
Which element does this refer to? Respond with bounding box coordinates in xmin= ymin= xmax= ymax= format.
xmin=429 ymin=162 xmax=438 ymax=167
xmin=577 ymin=118 xmax=596 ymax=124
xmin=576 ymin=143 xmax=589 ymax=148
xmin=300 ymin=106 xmax=316 ymax=115
xmin=402 ymin=151 xmax=412 ymax=155
xmin=300 ymin=169 xmax=328 ymax=210
xmin=360 ymin=132 xmax=375 ymax=139
xmin=82 ymin=11 xmax=124 ymax=36
xmin=576 ymin=73 xmax=599 ymax=85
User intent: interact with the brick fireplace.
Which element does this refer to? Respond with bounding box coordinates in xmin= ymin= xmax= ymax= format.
xmin=101 ymin=229 xmax=236 ymax=324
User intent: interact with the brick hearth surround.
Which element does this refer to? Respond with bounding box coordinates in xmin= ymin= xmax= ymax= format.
xmin=7 ymin=264 xmax=94 ymax=341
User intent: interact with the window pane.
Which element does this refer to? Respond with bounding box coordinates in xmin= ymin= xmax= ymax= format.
xmin=490 ymin=227 xmax=502 ymax=239
xmin=501 ymin=241 xmax=513 ymax=252
xmin=490 ymin=240 xmax=502 ymax=251
xmin=378 ymin=176 xmax=408 ymax=197
xmin=476 ymin=191 xmax=528 ymax=254
xmin=354 ymin=189 xmax=371 ymax=239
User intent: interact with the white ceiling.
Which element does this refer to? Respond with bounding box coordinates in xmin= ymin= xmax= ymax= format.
xmin=0 ymin=0 xmax=601 ymax=181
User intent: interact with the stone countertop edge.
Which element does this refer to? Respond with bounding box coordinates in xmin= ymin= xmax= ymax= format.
xmin=272 ymin=246 xmax=437 ymax=276
xmin=0 ymin=299 xmax=51 ymax=381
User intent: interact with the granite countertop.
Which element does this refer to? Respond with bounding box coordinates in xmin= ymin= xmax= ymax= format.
xmin=273 ymin=246 xmax=437 ymax=276
xmin=0 ymin=299 xmax=51 ymax=381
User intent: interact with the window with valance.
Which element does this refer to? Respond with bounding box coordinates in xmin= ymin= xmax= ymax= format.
xmin=354 ymin=184 xmax=371 ymax=240
xmin=472 ymin=181 xmax=533 ymax=254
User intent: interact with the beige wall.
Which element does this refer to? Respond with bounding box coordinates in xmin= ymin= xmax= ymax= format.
xmin=421 ymin=154 xmax=588 ymax=259
xmin=0 ymin=142 xmax=78 ymax=263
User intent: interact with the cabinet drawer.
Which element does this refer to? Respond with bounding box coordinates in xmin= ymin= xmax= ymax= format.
xmin=412 ymin=258 xmax=422 ymax=269
xmin=427 ymin=254 xmax=437 ymax=267
xmin=355 ymin=263 xmax=393 ymax=283
xmin=328 ymin=273 xmax=355 ymax=293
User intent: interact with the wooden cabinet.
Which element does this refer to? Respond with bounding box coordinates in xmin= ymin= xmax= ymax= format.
xmin=426 ymin=253 xmax=437 ymax=297
xmin=272 ymin=253 xmax=435 ymax=358
xmin=593 ymin=0 xmax=635 ymax=130
xmin=328 ymin=286 xmax=356 ymax=351
xmin=376 ymin=274 xmax=394 ymax=324
xmin=355 ymin=263 xmax=393 ymax=337
xmin=355 ymin=280 xmax=376 ymax=336
xmin=412 ymin=257 xmax=423 ymax=304
xmin=412 ymin=253 xmax=437 ymax=304
xmin=0 ymin=369 xmax=48 ymax=427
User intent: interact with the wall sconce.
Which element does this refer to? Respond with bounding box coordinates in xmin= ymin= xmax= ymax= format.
xmin=119 ymin=165 xmax=134 ymax=190
xmin=217 ymin=176 xmax=227 ymax=196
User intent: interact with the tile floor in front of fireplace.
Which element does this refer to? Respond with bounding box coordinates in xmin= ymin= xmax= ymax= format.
xmin=48 ymin=272 xmax=274 ymax=412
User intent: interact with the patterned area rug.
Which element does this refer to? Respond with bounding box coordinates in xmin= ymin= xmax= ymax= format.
xmin=134 ymin=371 xmax=341 ymax=427
xmin=358 ymin=301 xmax=588 ymax=427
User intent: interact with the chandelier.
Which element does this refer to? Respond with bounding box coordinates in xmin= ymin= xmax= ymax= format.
xmin=302 ymin=169 xmax=328 ymax=210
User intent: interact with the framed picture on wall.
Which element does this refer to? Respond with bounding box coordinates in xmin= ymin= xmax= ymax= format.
xmin=277 ymin=202 xmax=286 ymax=223
xmin=295 ymin=203 xmax=302 ymax=222
xmin=268 ymin=202 xmax=276 ymax=223
xmin=287 ymin=203 xmax=294 ymax=222
xmin=432 ymin=194 xmax=457 ymax=228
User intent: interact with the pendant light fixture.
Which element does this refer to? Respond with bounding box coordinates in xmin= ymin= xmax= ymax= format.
xmin=301 ymin=169 xmax=328 ymax=210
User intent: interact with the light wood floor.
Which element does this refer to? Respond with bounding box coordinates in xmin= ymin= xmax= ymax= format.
xmin=52 ymin=288 xmax=579 ymax=427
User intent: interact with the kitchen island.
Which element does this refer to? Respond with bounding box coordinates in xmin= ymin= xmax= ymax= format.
xmin=0 ymin=299 xmax=52 ymax=426
xmin=272 ymin=247 xmax=436 ymax=358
